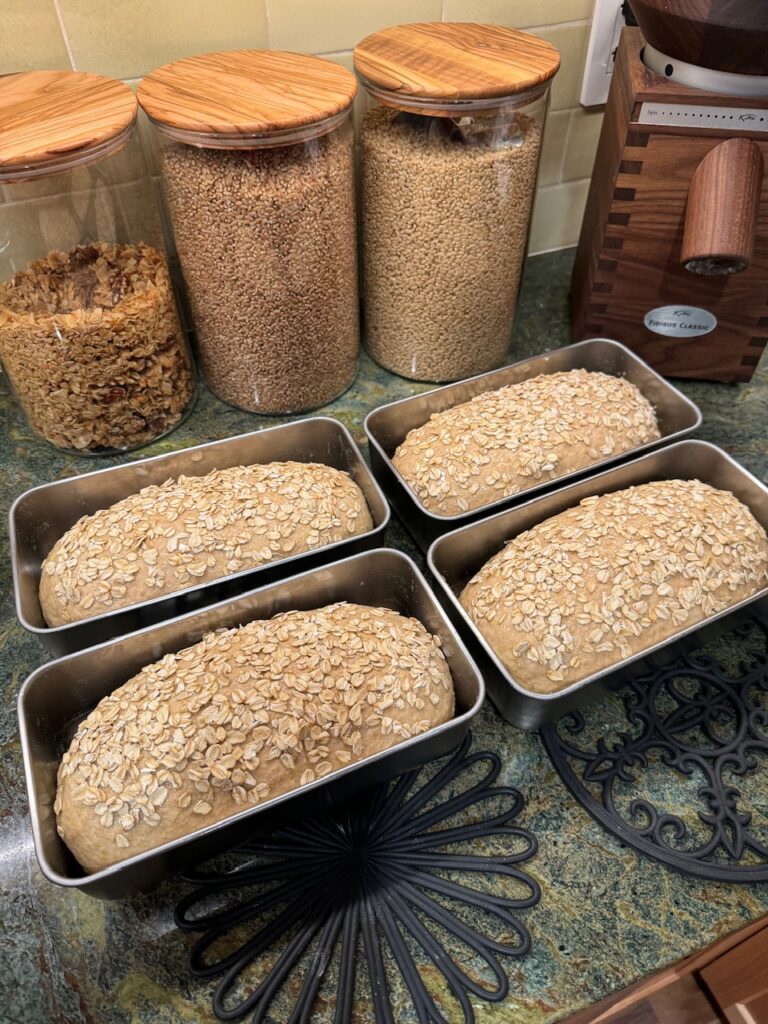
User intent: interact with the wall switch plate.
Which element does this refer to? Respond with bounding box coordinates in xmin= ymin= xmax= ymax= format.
xmin=580 ymin=0 xmax=625 ymax=107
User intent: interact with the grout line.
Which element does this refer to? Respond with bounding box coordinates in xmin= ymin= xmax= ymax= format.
xmin=535 ymin=176 xmax=592 ymax=194
xmin=264 ymin=0 xmax=272 ymax=49
xmin=524 ymin=18 xmax=591 ymax=33
xmin=441 ymin=0 xmax=447 ymax=20
xmin=529 ymin=242 xmax=577 ymax=256
xmin=51 ymin=0 xmax=77 ymax=70
xmin=558 ymin=108 xmax=576 ymax=184
xmin=315 ymin=49 xmax=354 ymax=59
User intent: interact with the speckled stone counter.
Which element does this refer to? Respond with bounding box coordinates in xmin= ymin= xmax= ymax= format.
xmin=1 ymin=249 xmax=767 ymax=1024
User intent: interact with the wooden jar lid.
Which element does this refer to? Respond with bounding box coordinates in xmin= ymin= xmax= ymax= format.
xmin=354 ymin=23 xmax=560 ymax=106
xmin=0 ymin=71 xmax=137 ymax=178
xmin=137 ymin=50 xmax=358 ymax=140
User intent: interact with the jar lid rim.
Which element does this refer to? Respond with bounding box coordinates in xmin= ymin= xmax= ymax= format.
xmin=353 ymin=23 xmax=560 ymax=104
xmin=138 ymin=50 xmax=357 ymax=139
xmin=357 ymin=77 xmax=550 ymax=116
xmin=0 ymin=71 xmax=137 ymax=181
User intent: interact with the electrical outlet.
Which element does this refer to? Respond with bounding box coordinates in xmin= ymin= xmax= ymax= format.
xmin=580 ymin=0 xmax=625 ymax=107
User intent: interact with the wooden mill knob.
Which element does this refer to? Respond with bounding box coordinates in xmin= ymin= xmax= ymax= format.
xmin=681 ymin=138 xmax=764 ymax=276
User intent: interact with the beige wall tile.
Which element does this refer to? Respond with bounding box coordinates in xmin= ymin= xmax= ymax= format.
xmin=528 ymin=177 xmax=589 ymax=253
xmin=537 ymin=108 xmax=569 ymax=187
xmin=120 ymin=79 xmax=163 ymax=177
xmin=324 ymin=52 xmax=355 ymax=71
xmin=321 ymin=51 xmax=369 ymax=132
xmin=58 ymin=0 xmax=268 ymax=79
xmin=269 ymin=0 xmax=441 ymax=54
xmin=528 ymin=23 xmax=589 ymax=111
xmin=443 ymin=0 xmax=593 ymax=29
xmin=562 ymin=106 xmax=603 ymax=181
xmin=0 ymin=0 xmax=71 ymax=74
xmin=135 ymin=107 xmax=164 ymax=177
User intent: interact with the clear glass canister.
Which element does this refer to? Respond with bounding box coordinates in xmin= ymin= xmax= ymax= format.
xmin=138 ymin=51 xmax=360 ymax=414
xmin=0 ymin=71 xmax=195 ymax=454
xmin=355 ymin=23 xmax=560 ymax=382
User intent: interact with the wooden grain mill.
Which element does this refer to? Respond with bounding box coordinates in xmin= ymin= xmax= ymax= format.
xmin=571 ymin=1 xmax=768 ymax=382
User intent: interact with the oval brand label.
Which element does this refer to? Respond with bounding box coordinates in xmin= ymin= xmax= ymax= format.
xmin=643 ymin=305 xmax=717 ymax=338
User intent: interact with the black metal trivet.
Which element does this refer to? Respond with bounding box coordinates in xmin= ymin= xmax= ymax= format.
xmin=541 ymin=615 xmax=768 ymax=881
xmin=175 ymin=733 xmax=540 ymax=1024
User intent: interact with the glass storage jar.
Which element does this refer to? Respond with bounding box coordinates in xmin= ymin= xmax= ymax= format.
xmin=138 ymin=51 xmax=360 ymax=415
xmin=0 ymin=71 xmax=195 ymax=455
xmin=354 ymin=23 xmax=560 ymax=382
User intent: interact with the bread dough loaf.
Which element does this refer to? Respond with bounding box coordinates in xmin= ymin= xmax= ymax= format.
xmin=460 ymin=479 xmax=768 ymax=694
xmin=40 ymin=461 xmax=372 ymax=626
xmin=393 ymin=369 xmax=660 ymax=515
xmin=55 ymin=602 xmax=455 ymax=873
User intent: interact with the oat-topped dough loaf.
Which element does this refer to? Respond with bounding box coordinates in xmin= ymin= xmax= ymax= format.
xmin=40 ymin=462 xmax=372 ymax=627
xmin=55 ymin=602 xmax=455 ymax=873
xmin=460 ymin=480 xmax=768 ymax=694
xmin=393 ymin=370 xmax=660 ymax=515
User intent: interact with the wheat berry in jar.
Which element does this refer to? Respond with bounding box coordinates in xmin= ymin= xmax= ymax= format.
xmin=354 ymin=23 xmax=560 ymax=382
xmin=139 ymin=50 xmax=360 ymax=414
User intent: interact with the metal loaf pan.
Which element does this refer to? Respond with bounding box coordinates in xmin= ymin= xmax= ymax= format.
xmin=428 ymin=440 xmax=768 ymax=730
xmin=18 ymin=548 xmax=484 ymax=899
xmin=365 ymin=338 xmax=702 ymax=551
xmin=10 ymin=417 xmax=390 ymax=656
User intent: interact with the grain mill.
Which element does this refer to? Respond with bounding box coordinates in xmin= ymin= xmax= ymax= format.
xmin=571 ymin=1 xmax=768 ymax=382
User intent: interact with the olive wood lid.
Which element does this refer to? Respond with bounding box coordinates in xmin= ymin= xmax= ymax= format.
xmin=0 ymin=70 xmax=137 ymax=180
xmin=137 ymin=50 xmax=358 ymax=141
xmin=353 ymin=22 xmax=560 ymax=108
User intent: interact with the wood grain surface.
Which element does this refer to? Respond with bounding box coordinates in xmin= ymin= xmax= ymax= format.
xmin=353 ymin=22 xmax=560 ymax=103
xmin=700 ymin=927 xmax=768 ymax=1024
xmin=563 ymin=916 xmax=768 ymax=1024
xmin=681 ymin=138 xmax=764 ymax=274
xmin=137 ymin=50 xmax=357 ymax=138
xmin=571 ymin=27 xmax=768 ymax=383
xmin=0 ymin=70 xmax=136 ymax=174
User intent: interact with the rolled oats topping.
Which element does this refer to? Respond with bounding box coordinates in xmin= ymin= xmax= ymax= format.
xmin=460 ymin=479 xmax=768 ymax=694
xmin=54 ymin=602 xmax=455 ymax=873
xmin=393 ymin=370 xmax=661 ymax=515
xmin=39 ymin=461 xmax=373 ymax=627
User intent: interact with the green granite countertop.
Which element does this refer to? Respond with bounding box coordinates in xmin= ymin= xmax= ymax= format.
xmin=1 ymin=249 xmax=767 ymax=1024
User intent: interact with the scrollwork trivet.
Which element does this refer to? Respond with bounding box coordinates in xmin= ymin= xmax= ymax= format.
xmin=175 ymin=733 xmax=540 ymax=1023
xmin=541 ymin=616 xmax=768 ymax=881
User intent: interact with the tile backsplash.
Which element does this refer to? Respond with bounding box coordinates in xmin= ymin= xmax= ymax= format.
xmin=2 ymin=0 xmax=601 ymax=254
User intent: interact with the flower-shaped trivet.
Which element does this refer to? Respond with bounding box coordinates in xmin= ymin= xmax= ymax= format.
xmin=541 ymin=615 xmax=768 ymax=881
xmin=175 ymin=733 xmax=540 ymax=1023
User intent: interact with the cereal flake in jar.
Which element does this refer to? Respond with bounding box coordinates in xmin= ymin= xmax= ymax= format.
xmin=0 ymin=242 xmax=194 ymax=452
xmin=139 ymin=50 xmax=361 ymax=415
xmin=0 ymin=70 xmax=195 ymax=454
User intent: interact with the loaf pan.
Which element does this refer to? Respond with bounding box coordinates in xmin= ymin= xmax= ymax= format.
xmin=428 ymin=440 xmax=768 ymax=730
xmin=10 ymin=417 xmax=390 ymax=656
xmin=365 ymin=338 xmax=702 ymax=551
xmin=18 ymin=548 xmax=484 ymax=899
